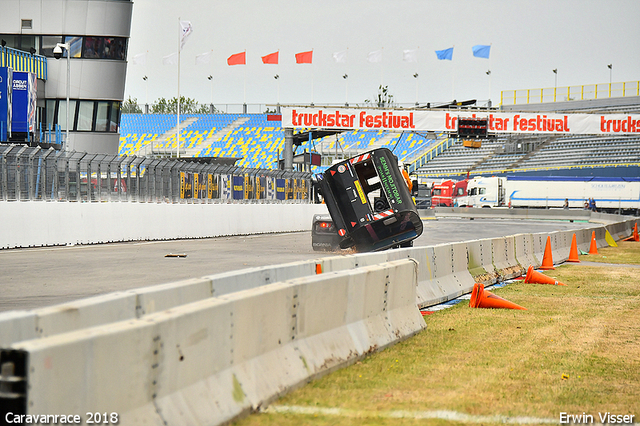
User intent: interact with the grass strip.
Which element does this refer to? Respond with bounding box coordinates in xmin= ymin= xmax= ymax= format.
xmin=235 ymin=245 xmax=640 ymax=426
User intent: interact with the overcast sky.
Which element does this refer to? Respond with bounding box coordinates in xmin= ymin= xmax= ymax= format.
xmin=124 ymin=0 xmax=640 ymax=108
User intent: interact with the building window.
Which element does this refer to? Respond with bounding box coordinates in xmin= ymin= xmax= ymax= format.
xmin=64 ymin=36 xmax=83 ymax=58
xmin=77 ymin=101 xmax=94 ymax=131
xmin=45 ymin=99 xmax=121 ymax=133
xmin=40 ymin=36 xmax=62 ymax=57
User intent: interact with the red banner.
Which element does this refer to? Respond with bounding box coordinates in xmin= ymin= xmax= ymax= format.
xmin=281 ymin=107 xmax=640 ymax=135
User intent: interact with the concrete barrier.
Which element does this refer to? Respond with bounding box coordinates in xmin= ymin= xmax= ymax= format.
xmin=5 ymin=259 xmax=424 ymax=426
xmin=466 ymin=238 xmax=497 ymax=284
xmin=491 ymin=237 xmax=522 ymax=279
xmin=514 ymin=233 xmax=540 ymax=269
xmin=0 ymin=202 xmax=328 ymax=249
xmin=434 ymin=207 xmax=592 ymax=222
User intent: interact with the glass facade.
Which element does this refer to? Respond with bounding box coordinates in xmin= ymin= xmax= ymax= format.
xmin=47 ymin=99 xmax=121 ymax=133
xmin=0 ymin=34 xmax=127 ymax=60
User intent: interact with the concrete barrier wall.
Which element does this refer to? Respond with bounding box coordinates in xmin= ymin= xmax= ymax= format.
xmin=10 ymin=259 xmax=424 ymax=426
xmin=434 ymin=207 xmax=593 ymax=221
xmin=0 ymin=202 xmax=328 ymax=249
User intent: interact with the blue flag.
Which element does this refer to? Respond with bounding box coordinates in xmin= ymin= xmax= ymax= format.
xmin=435 ymin=47 xmax=453 ymax=61
xmin=472 ymin=44 xmax=491 ymax=59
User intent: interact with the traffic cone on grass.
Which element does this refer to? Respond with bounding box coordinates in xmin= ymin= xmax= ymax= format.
xmin=524 ymin=265 xmax=567 ymax=286
xmin=469 ymin=283 xmax=527 ymax=310
xmin=539 ymin=236 xmax=555 ymax=270
xmin=623 ymin=223 xmax=639 ymax=242
xmin=567 ymin=233 xmax=580 ymax=263
xmin=589 ymin=231 xmax=598 ymax=255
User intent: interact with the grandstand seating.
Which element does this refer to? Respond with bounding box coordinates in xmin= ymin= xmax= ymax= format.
xmin=120 ymin=113 xmax=640 ymax=177
xmin=119 ymin=113 xmax=438 ymax=172
xmin=517 ymin=135 xmax=640 ymax=169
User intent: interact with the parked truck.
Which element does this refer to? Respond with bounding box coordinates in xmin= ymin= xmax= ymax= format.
xmin=431 ymin=179 xmax=469 ymax=207
xmin=461 ymin=175 xmax=640 ymax=213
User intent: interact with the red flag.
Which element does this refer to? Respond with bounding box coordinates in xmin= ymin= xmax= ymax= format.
xmin=227 ymin=52 xmax=246 ymax=66
xmin=295 ymin=50 xmax=313 ymax=64
xmin=261 ymin=51 xmax=279 ymax=64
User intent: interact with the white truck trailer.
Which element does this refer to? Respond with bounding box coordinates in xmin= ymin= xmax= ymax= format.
xmin=462 ymin=175 xmax=640 ymax=213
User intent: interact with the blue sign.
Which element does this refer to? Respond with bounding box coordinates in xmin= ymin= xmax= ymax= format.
xmin=232 ymin=175 xmax=244 ymax=200
xmin=12 ymin=71 xmax=37 ymax=134
xmin=0 ymin=67 xmax=12 ymax=141
xmin=275 ymin=178 xmax=286 ymax=201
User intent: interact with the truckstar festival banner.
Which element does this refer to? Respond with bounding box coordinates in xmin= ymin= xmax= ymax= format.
xmin=281 ymin=107 xmax=640 ymax=135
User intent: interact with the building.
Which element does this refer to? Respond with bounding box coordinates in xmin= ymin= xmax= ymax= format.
xmin=0 ymin=0 xmax=133 ymax=154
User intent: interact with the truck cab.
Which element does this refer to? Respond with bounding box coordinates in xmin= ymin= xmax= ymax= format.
xmin=464 ymin=176 xmax=506 ymax=208
xmin=315 ymin=148 xmax=423 ymax=252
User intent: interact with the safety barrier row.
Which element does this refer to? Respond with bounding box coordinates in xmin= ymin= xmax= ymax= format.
xmin=0 ymin=215 xmax=636 ymax=425
xmin=0 ymin=259 xmax=424 ymax=425
xmin=0 ymin=202 xmax=328 ymax=249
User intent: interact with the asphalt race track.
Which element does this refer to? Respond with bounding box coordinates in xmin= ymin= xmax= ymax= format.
xmin=0 ymin=218 xmax=597 ymax=312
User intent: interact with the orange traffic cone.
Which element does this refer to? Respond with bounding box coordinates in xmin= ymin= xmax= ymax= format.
xmin=539 ymin=236 xmax=555 ymax=270
xmin=624 ymin=223 xmax=639 ymax=242
xmin=588 ymin=231 xmax=598 ymax=255
xmin=567 ymin=233 xmax=580 ymax=263
xmin=469 ymin=283 xmax=527 ymax=310
xmin=524 ymin=265 xmax=567 ymax=286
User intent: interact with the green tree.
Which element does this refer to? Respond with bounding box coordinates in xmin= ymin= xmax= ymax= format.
xmin=121 ymin=96 xmax=142 ymax=114
xmin=151 ymin=96 xmax=208 ymax=114
xmin=365 ymin=85 xmax=395 ymax=108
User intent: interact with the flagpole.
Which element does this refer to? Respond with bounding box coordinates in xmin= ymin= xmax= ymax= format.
xmin=176 ymin=17 xmax=181 ymax=158
xmin=451 ymin=45 xmax=455 ymax=101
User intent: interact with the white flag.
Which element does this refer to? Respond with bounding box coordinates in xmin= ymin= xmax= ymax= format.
xmin=367 ymin=49 xmax=382 ymax=63
xmin=403 ymin=49 xmax=418 ymax=63
xmin=162 ymin=52 xmax=178 ymax=65
xmin=180 ymin=20 xmax=193 ymax=51
xmin=196 ymin=51 xmax=212 ymax=65
xmin=132 ymin=52 xmax=147 ymax=65
xmin=332 ymin=50 xmax=347 ymax=63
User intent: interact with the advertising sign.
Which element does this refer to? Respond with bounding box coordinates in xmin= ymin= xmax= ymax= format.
xmin=275 ymin=178 xmax=286 ymax=201
xmin=281 ymin=107 xmax=640 ymax=136
xmin=0 ymin=67 xmax=12 ymax=141
xmin=12 ymin=71 xmax=36 ymax=134
xmin=232 ymin=175 xmax=244 ymax=200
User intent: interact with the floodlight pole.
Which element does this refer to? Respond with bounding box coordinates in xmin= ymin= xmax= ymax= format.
xmin=55 ymin=43 xmax=71 ymax=150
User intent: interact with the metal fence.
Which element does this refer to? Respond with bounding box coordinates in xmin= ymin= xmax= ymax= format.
xmin=501 ymin=81 xmax=640 ymax=106
xmin=0 ymin=145 xmax=313 ymax=203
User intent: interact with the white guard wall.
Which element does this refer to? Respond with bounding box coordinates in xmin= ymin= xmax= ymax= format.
xmin=0 ymin=202 xmax=329 ymax=249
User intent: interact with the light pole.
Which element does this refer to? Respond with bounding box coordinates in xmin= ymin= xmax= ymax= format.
xmin=274 ymin=74 xmax=280 ymax=108
xmin=413 ymin=73 xmax=419 ymax=106
xmin=142 ymin=76 xmax=148 ymax=113
xmin=207 ymin=75 xmax=214 ymax=113
xmin=486 ymin=70 xmax=492 ymax=107
xmin=53 ymin=42 xmax=70 ymax=150
xmin=343 ymin=74 xmax=348 ymax=106
xmin=552 ymin=68 xmax=558 ymax=102
xmin=607 ymin=64 xmax=612 ymax=97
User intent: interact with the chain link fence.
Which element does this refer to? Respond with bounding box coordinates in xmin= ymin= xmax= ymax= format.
xmin=0 ymin=145 xmax=313 ymax=203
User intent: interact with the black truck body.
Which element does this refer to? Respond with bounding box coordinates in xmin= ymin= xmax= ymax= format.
xmin=315 ymin=148 xmax=423 ymax=252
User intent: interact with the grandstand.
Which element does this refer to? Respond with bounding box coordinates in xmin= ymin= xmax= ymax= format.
xmin=119 ymin=113 xmax=439 ymax=172
xmin=119 ymin=85 xmax=640 ymax=179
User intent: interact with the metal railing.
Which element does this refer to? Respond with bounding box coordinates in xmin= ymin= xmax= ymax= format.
xmin=501 ymin=81 xmax=640 ymax=106
xmin=0 ymin=46 xmax=48 ymax=80
xmin=0 ymin=145 xmax=313 ymax=203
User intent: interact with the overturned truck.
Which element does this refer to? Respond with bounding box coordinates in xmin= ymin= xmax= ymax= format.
xmin=316 ymin=148 xmax=423 ymax=252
